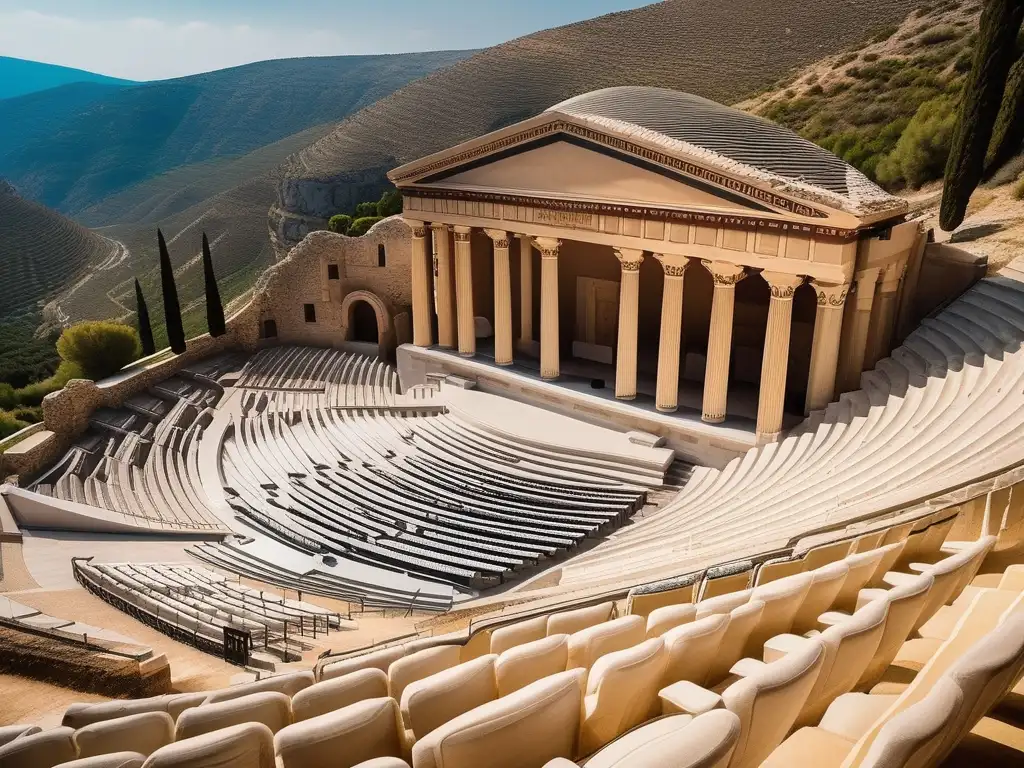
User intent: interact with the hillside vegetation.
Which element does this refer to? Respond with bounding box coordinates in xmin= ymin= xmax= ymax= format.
xmin=0 ymin=56 xmax=135 ymax=100
xmin=275 ymin=0 xmax=921 ymax=232
xmin=0 ymin=50 xmax=474 ymax=215
xmin=739 ymin=1 xmax=989 ymax=191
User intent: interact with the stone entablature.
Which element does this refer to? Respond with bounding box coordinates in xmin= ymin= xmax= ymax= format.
xmin=404 ymin=193 xmax=863 ymax=285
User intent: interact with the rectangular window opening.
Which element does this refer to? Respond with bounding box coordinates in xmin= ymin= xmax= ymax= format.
xmin=327 ymin=264 xmax=339 ymax=279
xmin=304 ymin=303 xmax=317 ymax=323
xmin=377 ymin=244 xmax=387 ymax=268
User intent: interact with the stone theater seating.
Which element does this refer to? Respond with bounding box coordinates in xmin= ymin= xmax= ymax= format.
xmin=5 ymin=503 xmax=1024 ymax=768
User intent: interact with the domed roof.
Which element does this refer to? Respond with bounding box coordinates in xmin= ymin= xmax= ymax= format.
xmin=546 ymin=86 xmax=904 ymax=217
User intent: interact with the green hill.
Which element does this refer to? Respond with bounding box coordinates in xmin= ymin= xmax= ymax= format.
xmin=0 ymin=51 xmax=474 ymax=215
xmin=0 ymin=56 xmax=135 ymax=100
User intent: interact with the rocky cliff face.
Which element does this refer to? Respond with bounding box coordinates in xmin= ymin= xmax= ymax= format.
xmin=272 ymin=166 xmax=395 ymax=249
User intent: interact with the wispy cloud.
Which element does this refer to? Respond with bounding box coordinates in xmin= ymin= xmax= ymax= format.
xmin=0 ymin=10 xmax=394 ymax=80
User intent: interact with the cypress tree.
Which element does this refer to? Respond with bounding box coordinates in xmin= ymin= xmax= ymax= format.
xmin=985 ymin=51 xmax=1024 ymax=178
xmin=158 ymin=228 xmax=186 ymax=354
xmin=940 ymin=0 xmax=1024 ymax=231
xmin=202 ymin=232 xmax=226 ymax=337
xmin=134 ymin=278 xmax=156 ymax=357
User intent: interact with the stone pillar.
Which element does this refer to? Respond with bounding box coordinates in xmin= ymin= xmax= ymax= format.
xmin=453 ymin=226 xmax=475 ymax=356
xmin=896 ymin=230 xmax=928 ymax=340
xmin=431 ymin=224 xmax=455 ymax=348
xmin=864 ymin=261 xmax=906 ymax=369
xmin=702 ymin=262 xmax=746 ymax=423
xmin=804 ymin=281 xmax=850 ymax=414
xmin=836 ymin=267 xmax=880 ymax=392
xmin=407 ymin=220 xmax=433 ymax=347
xmin=486 ymin=229 xmax=513 ymax=365
xmin=535 ymin=237 xmax=561 ymax=380
xmin=614 ymin=249 xmax=644 ymax=399
xmin=517 ymin=234 xmax=534 ymax=345
xmin=756 ymin=272 xmax=804 ymax=441
xmin=654 ymin=254 xmax=689 ymax=412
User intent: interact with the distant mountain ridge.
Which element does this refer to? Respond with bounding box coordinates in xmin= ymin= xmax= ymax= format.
xmin=0 ymin=56 xmax=135 ymax=100
xmin=0 ymin=50 xmax=474 ymax=215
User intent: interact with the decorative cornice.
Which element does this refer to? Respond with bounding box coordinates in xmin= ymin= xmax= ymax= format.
xmin=393 ymin=119 xmax=830 ymax=219
xmin=404 ymin=189 xmax=863 ymax=243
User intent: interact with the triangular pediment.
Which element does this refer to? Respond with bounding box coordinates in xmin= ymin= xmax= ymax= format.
xmin=412 ymin=135 xmax=780 ymax=215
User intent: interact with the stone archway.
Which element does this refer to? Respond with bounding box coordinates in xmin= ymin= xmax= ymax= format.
xmin=340 ymin=289 xmax=393 ymax=355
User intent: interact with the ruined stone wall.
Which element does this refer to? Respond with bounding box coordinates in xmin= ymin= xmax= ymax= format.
xmin=247 ymin=217 xmax=413 ymax=351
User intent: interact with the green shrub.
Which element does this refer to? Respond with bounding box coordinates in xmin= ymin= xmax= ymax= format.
xmin=376 ymin=189 xmax=403 ymax=217
xmin=0 ymin=411 xmax=29 ymax=440
xmin=1013 ymin=176 xmax=1024 ymax=200
xmin=920 ymin=25 xmax=959 ymax=45
xmin=347 ymin=216 xmax=384 ymax=237
xmin=876 ymin=94 xmax=958 ymax=188
xmin=355 ymin=201 xmax=379 ymax=218
xmin=10 ymin=406 xmax=42 ymax=424
xmin=56 ymin=321 xmax=140 ymax=380
xmin=328 ymin=214 xmax=353 ymax=234
xmin=15 ymin=361 xmax=84 ymax=406
xmin=0 ymin=383 xmax=15 ymax=409
xmin=870 ymin=24 xmax=899 ymax=44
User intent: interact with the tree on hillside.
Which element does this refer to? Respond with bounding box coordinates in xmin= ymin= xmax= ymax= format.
xmin=377 ymin=189 xmax=403 ymax=217
xmin=158 ymin=228 xmax=186 ymax=354
xmin=202 ymin=232 xmax=226 ymax=337
xmin=940 ymin=0 xmax=1024 ymax=231
xmin=355 ymin=201 xmax=379 ymax=218
xmin=56 ymin=321 xmax=140 ymax=380
xmin=985 ymin=49 xmax=1024 ymax=177
xmin=134 ymin=278 xmax=155 ymax=356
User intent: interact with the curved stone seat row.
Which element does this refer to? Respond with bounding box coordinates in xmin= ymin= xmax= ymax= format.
xmin=235 ymin=346 xmax=399 ymax=412
xmin=221 ymin=403 xmax=650 ymax=590
xmin=555 ymin=263 xmax=1024 ymax=590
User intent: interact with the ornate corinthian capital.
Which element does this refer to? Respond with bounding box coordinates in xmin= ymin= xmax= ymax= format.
xmin=706 ymin=261 xmax=746 ymax=286
xmin=654 ymin=253 xmax=689 ymax=278
xmin=533 ymin=237 xmax=561 ymax=258
xmin=614 ymin=248 xmax=644 ymax=272
xmin=813 ymin=281 xmax=850 ymax=308
xmin=484 ymin=229 xmax=510 ymax=249
xmin=762 ymin=271 xmax=804 ymax=300
xmin=453 ymin=226 xmax=472 ymax=243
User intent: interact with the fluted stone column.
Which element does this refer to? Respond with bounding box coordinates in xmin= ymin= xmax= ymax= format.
xmin=836 ymin=267 xmax=880 ymax=393
xmin=453 ymin=226 xmax=475 ymax=356
xmin=805 ymin=281 xmax=850 ymax=414
xmin=702 ymin=261 xmax=746 ymax=423
xmin=486 ymin=229 xmax=513 ymax=365
xmin=654 ymin=254 xmax=689 ymax=412
xmin=517 ymin=234 xmax=534 ymax=345
xmin=431 ymin=223 xmax=455 ymax=348
xmin=756 ymin=272 xmax=804 ymax=441
xmin=614 ymin=249 xmax=644 ymax=399
xmin=535 ymin=237 xmax=561 ymax=380
xmin=407 ymin=220 xmax=433 ymax=347
xmin=864 ymin=261 xmax=906 ymax=369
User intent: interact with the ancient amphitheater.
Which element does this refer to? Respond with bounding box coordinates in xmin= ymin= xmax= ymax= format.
xmin=1 ymin=84 xmax=1023 ymax=768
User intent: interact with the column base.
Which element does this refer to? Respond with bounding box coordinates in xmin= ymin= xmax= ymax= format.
xmin=615 ymin=393 xmax=637 ymax=402
xmin=756 ymin=430 xmax=781 ymax=444
xmin=656 ymin=404 xmax=678 ymax=413
xmin=458 ymin=350 xmax=476 ymax=358
xmin=496 ymin=359 xmax=514 ymax=367
xmin=701 ymin=413 xmax=726 ymax=424
xmin=541 ymin=373 xmax=560 ymax=381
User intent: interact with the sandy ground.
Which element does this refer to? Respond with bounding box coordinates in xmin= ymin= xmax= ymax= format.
xmin=0 ymin=541 xmax=39 ymax=592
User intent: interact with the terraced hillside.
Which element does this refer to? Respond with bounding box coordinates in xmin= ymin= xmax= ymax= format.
xmin=274 ymin=0 xmax=923 ymax=238
xmin=0 ymin=181 xmax=119 ymax=320
xmin=0 ymin=50 xmax=474 ymax=215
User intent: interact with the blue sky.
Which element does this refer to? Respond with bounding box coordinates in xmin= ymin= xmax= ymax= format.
xmin=0 ymin=1 xmax=652 ymax=80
